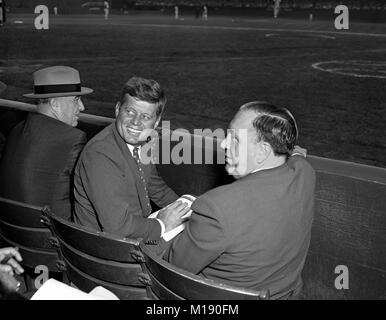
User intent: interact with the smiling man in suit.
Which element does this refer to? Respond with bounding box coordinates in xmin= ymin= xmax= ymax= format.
xmin=73 ymin=76 xmax=189 ymax=241
xmin=0 ymin=66 xmax=92 ymax=219
xmin=162 ymin=101 xmax=316 ymax=299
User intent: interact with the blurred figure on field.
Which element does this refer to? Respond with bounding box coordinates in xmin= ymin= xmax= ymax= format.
xmin=104 ymin=1 xmax=109 ymax=20
xmin=273 ymin=0 xmax=281 ymax=18
xmin=0 ymin=0 xmax=6 ymax=26
xmin=202 ymin=5 xmax=208 ymax=20
xmin=195 ymin=6 xmax=200 ymax=19
xmin=174 ymin=5 xmax=179 ymax=20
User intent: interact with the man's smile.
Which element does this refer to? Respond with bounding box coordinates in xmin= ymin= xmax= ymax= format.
xmin=126 ymin=127 xmax=142 ymax=135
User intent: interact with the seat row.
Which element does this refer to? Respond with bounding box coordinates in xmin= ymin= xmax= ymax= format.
xmin=0 ymin=196 xmax=269 ymax=300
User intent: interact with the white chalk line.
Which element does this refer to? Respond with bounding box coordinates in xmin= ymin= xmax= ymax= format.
xmin=116 ymin=23 xmax=386 ymax=38
xmin=17 ymin=15 xmax=386 ymax=39
xmin=312 ymin=60 xmax=386 ymax=79
xmin=0 ymin=52 xmax=324 ymax=69
xmin=265 ymin=33 xmax=336 ymax=39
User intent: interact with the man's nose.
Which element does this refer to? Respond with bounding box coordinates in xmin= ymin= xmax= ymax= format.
xmin=131 ymin=113 xmax=142 ymax=126
xmin=220 ymin=134 xmax=230 ymax=150
xmin=78 ymin=99 xmax=85 ymax=112
xmin=220 ymin=138 xmax=226 ymax=150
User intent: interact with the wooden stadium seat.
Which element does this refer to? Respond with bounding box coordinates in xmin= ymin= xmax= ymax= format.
xmin=42 ymin=210 xmax=147 ymax=300
xmin=0 ymin=197 xmax=60 ymax=273
xmin=137 ymin=242 xmax=270 ymax=300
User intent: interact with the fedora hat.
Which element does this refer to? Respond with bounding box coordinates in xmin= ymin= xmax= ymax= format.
xmin=23 ymin=66 xmax=93 ymax=98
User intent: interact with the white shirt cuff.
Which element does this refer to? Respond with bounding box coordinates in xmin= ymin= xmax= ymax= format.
xmin=156 ymin=219 xmax=166 ymax=237
xmin=291 ymin=152 xmax=306 ymax=158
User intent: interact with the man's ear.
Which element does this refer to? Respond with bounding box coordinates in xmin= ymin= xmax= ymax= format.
xmin=49 ymin=98 xmax=59 ymax=111
xmin=115 ymin=102 xmax=120 ymax=117
xmin=154 ymin=116 xmax=161 ymax=129
xmin=255 ymin=141 xmax=271 ymax=164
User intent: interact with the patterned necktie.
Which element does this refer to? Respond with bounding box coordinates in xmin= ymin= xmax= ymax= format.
xmin=133 ymin=146 xmax=151 ymax=213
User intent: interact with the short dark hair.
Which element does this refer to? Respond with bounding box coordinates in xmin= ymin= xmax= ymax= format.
xmin=240 ymin=101 xmax=298 ymax=156
xmin=119 ymin=76 xmax=166 ymax=118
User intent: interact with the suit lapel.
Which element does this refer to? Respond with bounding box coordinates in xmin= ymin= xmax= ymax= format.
xmin=111 ymin=124 xmax=152 ymax=216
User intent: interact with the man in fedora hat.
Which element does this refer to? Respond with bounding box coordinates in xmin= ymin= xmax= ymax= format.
xmin=0 ymin=66 xmax=93 ymax=219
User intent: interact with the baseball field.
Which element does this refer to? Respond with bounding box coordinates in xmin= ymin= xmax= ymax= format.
xmin=1 ymin=11 xmax=385 ymax=167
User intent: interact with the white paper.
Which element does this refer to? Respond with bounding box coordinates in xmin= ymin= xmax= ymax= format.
xmin=30 ymin=279 xmax=119 ymax=300
xmin=149 ymin=194 xmax=196 ymax=241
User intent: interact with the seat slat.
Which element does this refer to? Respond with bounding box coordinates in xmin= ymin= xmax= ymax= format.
xmin=59 ymin=240 xmax=143 ymax=286
xmin=64 ymin=258 xmax=147 ymax=300
xmin=50 ymin=216 xmax=138 ymax=262
xmin=0 ymin=198 xmax=44 ymax=228
xmin=0 ymin=221 xmax=53 ymax=250
xmin=0 ymin=234 xmax=59 ymax=271
xmin=45 ymin=212 xmax=147 ymax=300
xmin=139 ymin=242 xmax=268 ymax=300
xmin=0 ymin=197 xmax=60 ymax=274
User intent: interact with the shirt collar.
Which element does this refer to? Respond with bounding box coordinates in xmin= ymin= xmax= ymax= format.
xmin=126 ymin=143 xmax=141 ymax=156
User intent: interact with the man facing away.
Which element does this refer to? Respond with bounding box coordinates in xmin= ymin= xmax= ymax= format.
xmin=273 ymin=0 xmax=281 ymax=19
xmin=0 ymin=0 xmax=6 ymax=26
xmin=162 ymin=101 xmax=316 ymax=299
xmin=0 ymin=66 xmax=92 ymax=219
xmin=73 ymin=76 xmax=189 ymax=241
xmin=104 ymin=1 xmax=109 ymax=20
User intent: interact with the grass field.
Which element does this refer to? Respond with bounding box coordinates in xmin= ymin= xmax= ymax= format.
xmin=1 ymin=13 xmax=385 ymax=167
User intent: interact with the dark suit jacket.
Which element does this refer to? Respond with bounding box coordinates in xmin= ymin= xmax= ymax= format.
xmin=73 ymin=123 xmax=179 ymax=240
xmin=163 ymin=155 xmax=316 ymax=299
xmin=0 ymin=112 xmax=87 ymax=219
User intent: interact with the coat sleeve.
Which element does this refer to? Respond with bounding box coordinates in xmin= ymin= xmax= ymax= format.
xmin=163 ymin=196 xmax=226 ymax=274
xmin=51 ymin=132 xmax=87 ymax=220
xmin=147 ymin=164 xmax=179 ymax=208
xmin=76 ymin=149 xmax=162 ymax=240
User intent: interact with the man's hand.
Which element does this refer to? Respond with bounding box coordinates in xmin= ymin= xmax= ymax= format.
xmin=0 ymin=270 xmax=21 ymax=294
xmin=291 ymin=145 xmax=307 ymax=158
xmin=157 ymin=201 xmax=191 ymax=233
xmin=0 ymin=247 xmax=24 ymax=276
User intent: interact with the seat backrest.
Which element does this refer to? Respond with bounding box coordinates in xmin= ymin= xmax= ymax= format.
xmin=0 ymin=196 xmax=59 ymax=272
xmin=43 ymin=211 xmax=147 ymax=300
xmin=138 ymin=242 xmax=269 ymax=300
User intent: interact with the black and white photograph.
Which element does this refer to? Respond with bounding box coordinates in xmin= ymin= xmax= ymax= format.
xmin=0 ymin=0 xmax=385 ymax=305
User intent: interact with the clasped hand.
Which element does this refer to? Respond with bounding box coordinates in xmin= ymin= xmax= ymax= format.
xmin=157 ymin=200 xmax=191 ymax=233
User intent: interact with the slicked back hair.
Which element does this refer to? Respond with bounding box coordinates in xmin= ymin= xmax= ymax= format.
xmin=240 ymin=101 xmax=298 ymax=156
xmin=119 ymin=76 xmax=167 ymax=118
